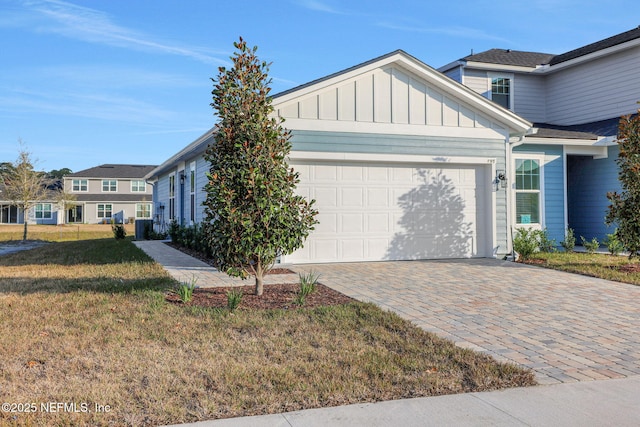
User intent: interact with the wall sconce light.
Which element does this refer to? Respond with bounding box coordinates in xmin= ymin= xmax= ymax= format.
xmin=179 ymin=172 xmax=185 ymax=184
xmin=496 ymin=170 xmax=507 ymax=188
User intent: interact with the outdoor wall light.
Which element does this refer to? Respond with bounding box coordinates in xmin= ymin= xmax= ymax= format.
xmin=496 ymin=170 xmax=508 ymax=188
xmin=179 ymin=172 xmax=185 ymax=184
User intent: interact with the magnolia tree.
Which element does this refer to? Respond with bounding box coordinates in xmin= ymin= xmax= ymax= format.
xmin=203 ymin=38 xmax=318 ymax=296
xmin=606 ymin=109 xmax=640 ymax=258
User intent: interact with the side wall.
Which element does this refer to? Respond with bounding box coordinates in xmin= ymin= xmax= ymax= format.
xmin=513 ymin=144 xmax=565 ymax=244
xmin=567 ymin=145 xmax=620 ymax=242
xmin=546 ymin=47 xmax=640 ymax=125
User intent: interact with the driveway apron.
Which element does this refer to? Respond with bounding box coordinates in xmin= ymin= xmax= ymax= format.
xmin=292 ymin=259 xmax=640 ymax=385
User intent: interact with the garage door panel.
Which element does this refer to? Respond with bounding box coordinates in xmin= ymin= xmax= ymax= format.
xmin=341 ymin=213 xmax=364 ymax=232
xmin=285 ymin=160 xmax=491 ymax=263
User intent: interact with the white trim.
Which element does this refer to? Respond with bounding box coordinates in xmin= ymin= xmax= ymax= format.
xmin=512 ymin=153 xmax=545 ymax=230
xmin=562 ymin=146 xmax=568 ymax=239
xmin=487 ymin=72 xmax=514 ymax=111
xmin=289 ymin=150 xmax=496 ymax=166
xmin=281 ymin=118 xmax=510 ymax=140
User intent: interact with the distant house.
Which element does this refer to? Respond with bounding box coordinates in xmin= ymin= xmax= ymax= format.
xmin=64 ymin=164 xmax=156 ymax=224
xmin=148 ymin=26 xmax=640 ymax=263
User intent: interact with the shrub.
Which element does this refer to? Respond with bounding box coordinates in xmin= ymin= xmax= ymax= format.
xmin=112 ymin=224 xmax=127 ymax=240
xmin=604 ymin=231 xmax=625 ymax=256
xmin=512 ymin=228 xmax=540 ymax=261
xmin=226 ymin=288 xmax=243 ymax=312
xmin=561 ymin=228 xmax=576 ymax=252
xmin=538 ymin=228 xmax=557 ymax=253
xmin=175 ymin=278 xmax=197 ymax=303
xmin=581 ymin=236 xmax=600 ymax=254
xmin=294 ymin=271 xmax=319 ymax=306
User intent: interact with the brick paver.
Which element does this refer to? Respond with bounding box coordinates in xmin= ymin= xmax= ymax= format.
xmin=292 ymin=259 xmax=640 ymax=385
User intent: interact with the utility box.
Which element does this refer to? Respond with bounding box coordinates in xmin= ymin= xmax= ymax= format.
xmin=135 ymin=219 xmax=153 ymax=240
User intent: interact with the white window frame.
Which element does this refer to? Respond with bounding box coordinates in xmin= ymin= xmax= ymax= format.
xmin=168 ymin=174 xmax=176 ymax=220
xmin=97 ymin=203 xmax=113 ymax=218
xmin=488 ymin=72 xmax=514 ymax=111
xmin=189 ymin=162 xmax=196 ymax=223
xmin=131 ymin=180 xmax=146 ymax=192
xmin=72 ymin=179 xmax=88 ymax=192
xmin=136 ymin=203 xmax=152 ymax=219
xmin=102 ymin=179 xmax=117 ymax=192
xmin=35 ymin=203 xmax=52 ymax=219
xmin=513 ymin=153 xmax=544 ymax=230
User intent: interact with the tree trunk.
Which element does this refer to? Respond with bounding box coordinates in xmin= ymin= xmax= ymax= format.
xmin=255 ymin=273 xmax=264 ymax=296
xmin=22 ymin=221 xmax=28 ymax=241
xmin=254 ymin=260 xmax=264 ymax=296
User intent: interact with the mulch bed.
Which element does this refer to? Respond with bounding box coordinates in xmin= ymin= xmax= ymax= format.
xmin=164 ymin=242 xmax=356 ymax=309
xmin=610 ymin=263 xmax=640 ymax=273
xmin=166 ymin=283 xmax=355 ymax=310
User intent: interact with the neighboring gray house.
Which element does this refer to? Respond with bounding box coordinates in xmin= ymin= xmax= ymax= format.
xmin=64 ymin=164 xmax=156 ymax=224
xmin=148 ymin=26 xmax=640 ymax=263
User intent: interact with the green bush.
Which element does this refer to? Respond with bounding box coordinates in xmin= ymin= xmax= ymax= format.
xmin=112 ymin=224 xmax=127 ymax=240
xmin=581 ymin=236 xmax=600 ymax=254
xmin=513 ymin=228 xmax=540 ymax=261
xmin=294 ymin=271 xmax=319 ymax=306
xmin=226 ymin=288 xmax=243 ymax=312
xmin=561 ymin=228 xmax=576 ymax=252
xmin=604 ymin=231 xmax=625 ymax=256
xmin=538 ymin=228 xmax=557 ymax=253
xmin=175 ymin=278 xmax=197 ymax=303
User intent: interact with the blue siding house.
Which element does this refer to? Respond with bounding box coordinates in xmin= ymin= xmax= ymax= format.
xmin=148 ymin=27 xmax=640 ymax=263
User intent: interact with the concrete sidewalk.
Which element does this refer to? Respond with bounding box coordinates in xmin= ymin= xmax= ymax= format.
xmin=134 ymin=241 xmax=640 ymax=426
xmin=166 ymin=375 xmax=640 ymax=426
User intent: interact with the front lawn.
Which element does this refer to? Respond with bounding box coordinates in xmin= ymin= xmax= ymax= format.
xmin=0 ymin=239 xmax=535 ymax=426
xmin=526 ymin=251 xmax=640 ymax=285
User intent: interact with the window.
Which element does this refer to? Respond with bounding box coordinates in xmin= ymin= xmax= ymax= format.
xmin=515 ymin=159 xmax=541 ymax=225
xmin=35 ymin=203 xmax=52 ymax=219
xmin=97 ymin=203 xmax=113 ymax=218
xmin=131 ymin=180 xmax=146 ymax=192
xmin=72 ymin=179 xmax=88 ymax=192
xmin=190 ymin=163 xmax=196 ymax=223
xmin=491 ymin=77 xmax=511 ymax=109
xmin=136 ymin=203 xmax=152 ymax=218
xmin=102 ymin=179 xmax=117 ymax=192
xmin=168 ymin=175 xmax=175 ymax=220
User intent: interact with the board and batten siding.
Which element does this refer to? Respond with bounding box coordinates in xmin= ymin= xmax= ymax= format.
xmin=567 ymin=145 xmax=620 ymax=242
xmin=513 ymin=144 xmax=565 ymax=244
xmin=278 ymin=65 xmax=500 ymax=131
xmin=290 ymin=130 xmax=510 ymax=255
xmin=545 ymin=47 xmax=640 ymax=125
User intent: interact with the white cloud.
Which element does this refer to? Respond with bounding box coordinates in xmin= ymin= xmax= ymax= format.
xmin=19 ymin=0 xmax=229 ymax=65
xmin=294 ymin=0 xmax=346 ymax=14
xmin=377 ymin=22 xmax=513 ymax=44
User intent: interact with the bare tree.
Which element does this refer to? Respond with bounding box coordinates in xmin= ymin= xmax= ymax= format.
xmin=0 ymin=141 xmax=52 ymax=240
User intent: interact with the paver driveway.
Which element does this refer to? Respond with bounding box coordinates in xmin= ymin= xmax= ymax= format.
xmin=292 ymin=259 xmax=640 ymax=385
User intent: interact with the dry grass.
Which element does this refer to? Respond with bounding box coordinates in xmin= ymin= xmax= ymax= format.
xmin=0 ymin=223 xmax=135 ymax=242
xmin=0 ymin=239 xmax=535 ymax=426
xmin=528 ymin=251 xmax=640 ymax=285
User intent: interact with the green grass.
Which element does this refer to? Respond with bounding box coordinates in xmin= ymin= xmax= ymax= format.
xmin=0 ymin=238 xmax=535 ymax=426
xmin=528 ymin=251 xmax=640 ymax=285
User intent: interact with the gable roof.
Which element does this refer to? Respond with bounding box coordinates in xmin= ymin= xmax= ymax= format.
xmin=447 ymin=26 xmax=640 ymax=72
xmin=462 ymin=49 xmax=554 ymax=68
xmin=68 ymin=164 xmax=157 ymax=179
xmin=550 ymin=26 xmax=640 ymax=65
xmin=273 ymin=49 xmax=532 ymax=137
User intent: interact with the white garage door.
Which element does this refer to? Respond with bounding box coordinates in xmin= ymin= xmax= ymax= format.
xmin=284 ymin=160 xmax=491 ymax=264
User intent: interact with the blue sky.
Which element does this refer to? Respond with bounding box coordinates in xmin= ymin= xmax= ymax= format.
xmin=1 ymin=0 xmax=638 ymax=173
